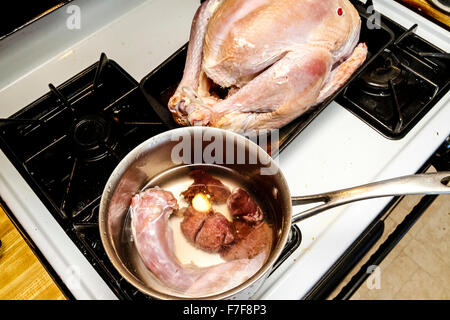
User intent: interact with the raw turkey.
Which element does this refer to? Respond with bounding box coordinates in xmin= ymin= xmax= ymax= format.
xmin=168 ymin=0 xmax=367 ymax=130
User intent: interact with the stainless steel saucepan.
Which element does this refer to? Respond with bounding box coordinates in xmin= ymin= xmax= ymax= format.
xmin=99 ymin=126 xmax=450 ymax=299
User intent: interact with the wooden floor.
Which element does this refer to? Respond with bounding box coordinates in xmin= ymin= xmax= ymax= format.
xmin=0 ymin=205 xmax=66 ymax=300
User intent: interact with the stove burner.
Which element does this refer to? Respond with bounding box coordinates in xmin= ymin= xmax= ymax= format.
xmin=360 ymin=51 xmax=404 ymax=91
xmin=0 ymin=53 xmax=168 ymax=222
xmin=70 ymin=115 xmax=118 ymax=161
xmin=338 ymin=22 xmax=449 ymax=139
xmin=73 ymin=116 xmax=109 ymax=146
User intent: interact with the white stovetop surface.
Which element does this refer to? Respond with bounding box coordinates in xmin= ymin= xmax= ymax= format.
xmin=0 ymin=0 xmax=448 ymax=300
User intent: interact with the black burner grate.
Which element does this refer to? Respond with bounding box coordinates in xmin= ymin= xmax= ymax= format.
xmin=338 ymin=23 xmax=450 ymax=139
xmin=0 ymin=54 xmax=167 ymax=220
xmin=0 ymin=53 xmax=169 ymax=299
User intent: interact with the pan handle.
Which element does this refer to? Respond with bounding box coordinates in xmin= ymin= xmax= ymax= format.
xmin=291 ymin=172 xmax=450 ymax=224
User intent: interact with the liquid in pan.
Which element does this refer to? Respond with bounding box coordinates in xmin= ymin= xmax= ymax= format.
xmin=122 ymin=164 xmax=275 ymax=297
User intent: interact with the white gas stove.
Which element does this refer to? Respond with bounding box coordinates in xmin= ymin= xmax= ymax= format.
xmin=0 ymin=0 xmax=448 ymax=300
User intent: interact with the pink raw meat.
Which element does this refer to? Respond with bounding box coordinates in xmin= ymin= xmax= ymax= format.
xmin=130 ymin=188 xmax=267 ymax=296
